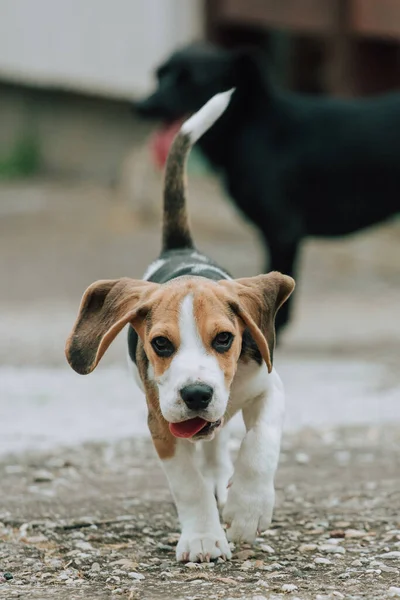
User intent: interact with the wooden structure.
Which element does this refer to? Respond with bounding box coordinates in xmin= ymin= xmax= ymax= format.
xmin=205 ymin=0 xmax=400 ymax=95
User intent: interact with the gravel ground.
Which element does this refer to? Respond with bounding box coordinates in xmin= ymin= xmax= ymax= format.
xmin=1 ymin=427 xmax=399 ymax=600
xmin=1 ymin=175 xmax=399 ymax=599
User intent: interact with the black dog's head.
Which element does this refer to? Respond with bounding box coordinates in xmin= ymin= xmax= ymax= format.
xmin=134 ymin=43 xmax=266 ymax=122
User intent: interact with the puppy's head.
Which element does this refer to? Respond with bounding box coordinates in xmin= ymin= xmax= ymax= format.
xmin=134 ymin=43 xmax=265 ymax=123
xmin=65 ymin=274 xmax=294 ymax=440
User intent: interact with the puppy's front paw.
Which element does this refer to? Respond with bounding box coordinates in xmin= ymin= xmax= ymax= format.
xmin=176 ymin=529 xmax=232 ymax=563
xmin=223 ymin=483 xmax=275 ymax=543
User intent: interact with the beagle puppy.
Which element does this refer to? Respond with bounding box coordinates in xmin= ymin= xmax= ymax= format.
xmin=65 ymin=89 xmax=295 ymax=563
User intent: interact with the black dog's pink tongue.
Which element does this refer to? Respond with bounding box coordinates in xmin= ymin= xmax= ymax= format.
xmin=169 ymin=418 xmax=207 ymax=439
xmin=150 ymin=120 xmax=184 ymax=169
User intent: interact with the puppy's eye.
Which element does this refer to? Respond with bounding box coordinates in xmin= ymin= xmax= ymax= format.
xmin=151 ymin=336 xmax=174 ymax=357
xmin=213 ymin=332 xmax=234 ymax=353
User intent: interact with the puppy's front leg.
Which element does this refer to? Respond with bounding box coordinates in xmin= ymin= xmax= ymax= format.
xmin=223 ymin=370 xmax=284 ymax=543
xmin=201 ymin=427 xmax=233 ymax=511
xmin=159 ymin=438 xmax=232 ymax=562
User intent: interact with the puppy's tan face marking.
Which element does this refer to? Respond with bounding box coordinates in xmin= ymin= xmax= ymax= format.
xmin=141 ymin=280 xmax=241 ymax=380
xmin=140 ymin=286 xmax=183 ymax=381
xmin=191 ymin=290 xmax=243 ymax=388
xmin=136 ymin=278 xmax=242 ymax=425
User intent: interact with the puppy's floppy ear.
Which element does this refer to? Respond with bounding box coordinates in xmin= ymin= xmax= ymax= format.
xmin=220 ymin=272 xmax=295 ymax=373
xmin=65 ymin=278 xmax=158 ymax=375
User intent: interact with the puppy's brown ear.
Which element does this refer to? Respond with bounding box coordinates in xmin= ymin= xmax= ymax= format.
xmin=65 ymin=278 xmax=158 ymax=375
xmin=220 ymin=272 xmax=295 ymax=373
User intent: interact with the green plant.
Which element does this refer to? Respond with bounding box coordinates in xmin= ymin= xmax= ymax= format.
xmin=0 ymin=135 xmax=40 ymax=178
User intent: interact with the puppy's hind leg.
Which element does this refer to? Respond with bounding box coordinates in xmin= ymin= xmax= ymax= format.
xmin=201 ymin=427 xmax=233 ymax=511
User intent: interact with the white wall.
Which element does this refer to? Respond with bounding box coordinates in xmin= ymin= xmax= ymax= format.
xmin=0 ymin=0 xmax=203 ymax=99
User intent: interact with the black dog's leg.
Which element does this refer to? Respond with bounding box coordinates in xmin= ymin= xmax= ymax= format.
xmin=226 ymin=170 xmax=303 ymax=336
xmin=265 ymin=237 xmax=301 ymax=337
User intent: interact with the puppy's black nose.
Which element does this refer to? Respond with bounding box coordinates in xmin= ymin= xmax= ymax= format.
xmin=180 ymin=384 xmax=213 ymax=411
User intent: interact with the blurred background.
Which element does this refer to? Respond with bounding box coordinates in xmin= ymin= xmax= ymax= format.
xmin=1 ymin=0 xmax=399 ymax=455
xmin=0 ymin=2 xmax=400 ymax=596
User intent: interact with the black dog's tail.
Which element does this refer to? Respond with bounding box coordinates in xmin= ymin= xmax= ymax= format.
xmin=162 ymin=88 xmax=234 ymax=252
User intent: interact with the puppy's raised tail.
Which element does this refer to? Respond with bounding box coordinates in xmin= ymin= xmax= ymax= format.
xmin=162 ymin=88 xmax=235 ymax=252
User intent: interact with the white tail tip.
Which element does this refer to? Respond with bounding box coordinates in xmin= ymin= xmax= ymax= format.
xmin=181 ymin=88 xmax=235 ymax=144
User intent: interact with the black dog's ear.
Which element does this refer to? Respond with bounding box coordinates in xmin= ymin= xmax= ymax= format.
xmin=230 ymin=48 xmax=271 ymax=97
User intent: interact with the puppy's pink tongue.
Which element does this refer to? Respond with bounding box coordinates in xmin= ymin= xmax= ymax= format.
xmin=169 ymin=418 xmax=207 ymax=439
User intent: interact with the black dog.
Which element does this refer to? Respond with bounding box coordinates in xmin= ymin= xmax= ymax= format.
xmin=135 ymin=43 xmax=400 ymax=333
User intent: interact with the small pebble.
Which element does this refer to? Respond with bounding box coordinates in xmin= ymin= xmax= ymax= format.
xmin=344 ymin=528 xmax=366 ymax=538
xmin=128 ymin=572 xmax=144 ymax=581
xmin=33 ymin=469 xmax=54 ymax=483
xmin=3 ymin=573 xmax=13 ymax=581
xmin=295 ymin=452 xmax=309 ymax=464
xmin=314 ymin=557 xmax=331 ymax=565
xmin=261 ymin=528 xmax=278 ymax=537
xmin=325 ymin=538 xmax=341 ymax=545
xmin=281 ymin=583 xmax=298 ymax=592
xmin=381 ymin=565 xmax=399 ymax=574
xmin=110 ymin=559 xmax=139 ymax=570
xmin=319 ymin=544 xmax=345 ymax=554
xmin=379 ymin=551 xmax=400 ymax=559
xmin=389 ymin=587 xmax=400 ymax=598
xmin=236 ymin=549 xmax=255 ymax=560
xmin=299 ymin=544 xmax=317 ymax=552
xmin=329 ymin=530 xmax=345 ymax=538
xmin=90 ymin=563 xmax=101 ymax=572
xmin=259 ymin=544 xmax=275 ymax=554
xmin=25 ymin=534 xmax=48 ymax=544
xmin=185 ymin=563 xmax=198 ymax=569
xmin=366 ymin=568 xmax=381 ymax=574
xmin=75 ymin=540 xmax=93 ymax=551
xmin=351 ymin=559 xmax=362 ymax=567
xmin=48 ymin=559 xmax=63 ymax=570
xmin=369 ymin=560 xmax=381 ymax=567
xmin=156 ymin=543 xmax=174 ymax=551
xmin=5 ymin=465 xmax=24 ymax=474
